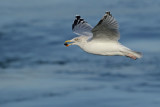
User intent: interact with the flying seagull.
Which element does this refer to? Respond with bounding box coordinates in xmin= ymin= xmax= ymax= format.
xmin=64 ymin=11 xmax=142 ymax=60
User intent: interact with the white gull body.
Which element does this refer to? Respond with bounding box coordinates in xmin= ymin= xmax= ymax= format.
xmin=65 ymin=11 xmax=142 ymax=60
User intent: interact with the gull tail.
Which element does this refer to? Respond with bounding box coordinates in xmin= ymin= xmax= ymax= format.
xmin=120 ymin=45 xmax=142 ymax=60
xmin=125 ymin=50 xmax=142 ymax=60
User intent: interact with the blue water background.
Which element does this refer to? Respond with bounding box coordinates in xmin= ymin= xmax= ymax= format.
xmin=0 ymin=0 xmax=160 ymax=107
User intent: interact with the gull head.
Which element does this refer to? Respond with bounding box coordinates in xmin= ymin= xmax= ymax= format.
xmin=64 ymin=36 xmax=88 ymax=47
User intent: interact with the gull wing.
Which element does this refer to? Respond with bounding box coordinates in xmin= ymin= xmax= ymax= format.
xmin=91 ymin=11 xmax=120 ymax=41
xmin=72 ymin=15 xmax=93 ymax=37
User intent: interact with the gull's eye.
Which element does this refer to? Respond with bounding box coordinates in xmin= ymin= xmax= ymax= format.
xmin=74 ymin=38 xmax=79 ymax=41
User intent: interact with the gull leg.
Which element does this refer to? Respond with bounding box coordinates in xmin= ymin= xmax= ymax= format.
xmin=126 ymin=53 xmax=137 ymax=60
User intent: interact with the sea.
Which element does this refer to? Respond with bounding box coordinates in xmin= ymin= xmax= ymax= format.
xmin=0 ymin=0 xmax=160 ymax=107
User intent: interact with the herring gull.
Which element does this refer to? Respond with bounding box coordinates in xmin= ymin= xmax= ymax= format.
xmin=64 ymin=11 xmax=142 ymax=60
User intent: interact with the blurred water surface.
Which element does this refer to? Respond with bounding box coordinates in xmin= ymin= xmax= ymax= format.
xmin=0 ymin=0 xmax=160 ymax=107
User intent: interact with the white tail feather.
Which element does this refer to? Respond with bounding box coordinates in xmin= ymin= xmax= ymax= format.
xmin=120 ymin=45 xmax=142 ymax=59
xmin=130 ymin=51 xmax=142 ymax=59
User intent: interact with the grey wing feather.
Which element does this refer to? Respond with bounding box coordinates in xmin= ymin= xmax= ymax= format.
xmin=91 ymin=11 xmax=120 ymax=41
xmin=72 ymin=15 xmax=93 ymax=36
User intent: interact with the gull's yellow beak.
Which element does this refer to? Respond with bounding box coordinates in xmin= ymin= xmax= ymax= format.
xmin=64 ymin=40 xmax=73 ymax=47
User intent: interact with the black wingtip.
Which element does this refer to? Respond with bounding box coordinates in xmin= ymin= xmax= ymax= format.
xmin=72 ymin=15 xmax=86 ymax=30
xmin=72 ymin=19 xmax=78 ymax=30
xmin=75 ymin=15 xmax=81 ymax=19
xmin=105 ymin=11 xmax=112 ymax=16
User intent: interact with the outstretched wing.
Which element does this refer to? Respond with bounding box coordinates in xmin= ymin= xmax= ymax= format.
xmin=91 ymin=11 xmax=120 ymax=41
xmin=72 ymin=15 xmax=93 ymax=36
